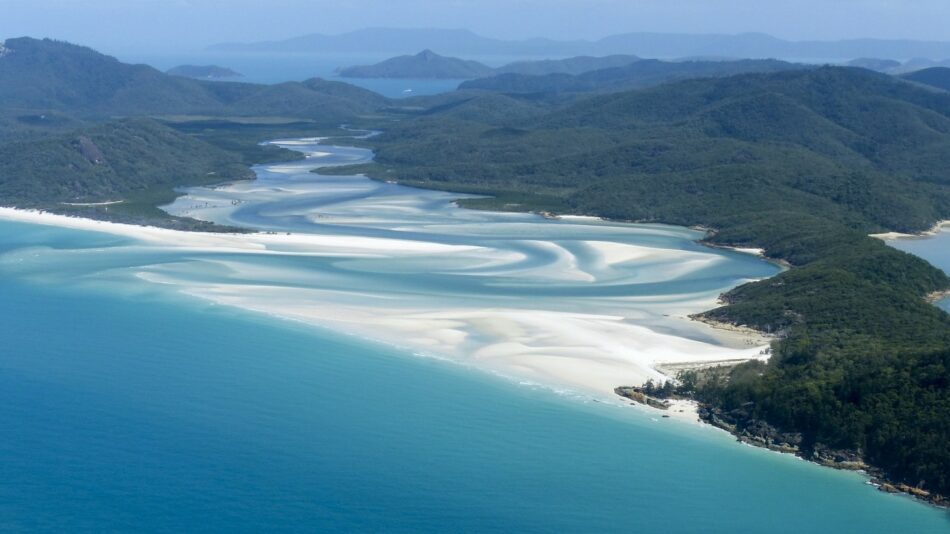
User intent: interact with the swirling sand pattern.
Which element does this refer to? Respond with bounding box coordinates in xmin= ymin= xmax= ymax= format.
xmin=0 ymin=138 xmax=781 ymax=397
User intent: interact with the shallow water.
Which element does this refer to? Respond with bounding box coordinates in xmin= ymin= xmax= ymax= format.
xmin=1 ymin=139 xmax=948 ymax=530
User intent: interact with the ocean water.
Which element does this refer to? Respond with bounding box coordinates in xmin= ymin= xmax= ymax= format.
xmin=1 ymin=221 xmax=948 ymax=532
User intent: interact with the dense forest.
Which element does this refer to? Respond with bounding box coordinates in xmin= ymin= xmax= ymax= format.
xmin=2 ymin=37 xmax=950 ymax=501
xmin=459 ymin=58 xmax=804 ymax=95
xmin=902 ymin=67 xmax=950 ymax=92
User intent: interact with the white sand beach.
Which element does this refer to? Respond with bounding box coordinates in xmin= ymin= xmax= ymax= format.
xmin=870 ymin=220 xmax=950 ymax=241
xmin=0 ymin=206 xmax=774 ymax=405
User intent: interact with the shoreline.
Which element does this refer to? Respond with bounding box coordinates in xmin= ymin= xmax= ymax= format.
xmin=694 ymin=402 xmax=949 ymax=509
xmin=615 ymin=348 xmax=950 ymax=509
xmin=869 ymin=220 xmax=950 ymax=241
xmin=0 ymin=204 xmax=773 ymax=406
xmin=871 ymin=220 xmax=950 ymax=308
xmin=700 ymin=241 xmax=793 ymax=269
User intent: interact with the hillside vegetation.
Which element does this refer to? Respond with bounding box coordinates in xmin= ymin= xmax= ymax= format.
xmin=459 ymin=58 xmax=806 ymax=94
xmin=902 ymin=67 xmax=950 ymax=92
xmin=0 ymin=118 xmax=262 ymax=229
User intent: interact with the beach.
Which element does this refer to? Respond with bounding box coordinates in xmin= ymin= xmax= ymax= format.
xmin=0 ymin=205 xmax=774 ymax=400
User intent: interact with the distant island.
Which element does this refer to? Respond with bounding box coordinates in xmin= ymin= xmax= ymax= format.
xmin=166 ymin=64 xmax=243 ymax=80
xmin=337 ymin=50 xmax=495 ymax=79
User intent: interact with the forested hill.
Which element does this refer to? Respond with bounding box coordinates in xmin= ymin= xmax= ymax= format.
xmin=372 ymin=67 xmax=950 ymax=235
xmin=458 ymin=58 xmax=805 ymax=94
xmin=494 ymin=55 xmax=640 ymax=76
xmin=338 ymin=51 xmax=643 ymax=80
xmin=337 ymin=50 xmax=495 ymax=79
xmin=340 ymin=66 xmax=950 ymax=500
xmin=0 ymin=118 xmax=266 ymax=230
xmin=902 ymin=67 xmax=950 ymax=92
xmin=0 ymin=38 xmax=389 ymax=121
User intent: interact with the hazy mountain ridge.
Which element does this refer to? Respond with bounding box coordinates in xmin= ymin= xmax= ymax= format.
xmin=902 ymin=67 xmax=950 ymax=91
xmin=210 ymin=28 xmax=950 ymax=61
xmin=339 ymin=50 xmax=645 ymax=79
xmin=460 ymin=58 xmax=805 ymax=94
xmin=494 ymin=54 xmax=641 ymax=76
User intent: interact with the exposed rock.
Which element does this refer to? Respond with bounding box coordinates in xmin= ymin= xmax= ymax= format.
xmin=614 ymin=386 xmax=670 ymax=410
xmin=617 ymin=381 xmax=949 ymax=508
xmin=698 ymin=405 xmax=866 ymax=469
xmin=75 ymin=136 xmax=105 ymax=165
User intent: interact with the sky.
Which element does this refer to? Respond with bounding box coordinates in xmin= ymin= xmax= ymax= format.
xmin=2 ymin=0 xmax=950 ymax=53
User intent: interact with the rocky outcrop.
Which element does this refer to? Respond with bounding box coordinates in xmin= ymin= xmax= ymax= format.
xmin=614 ymin=386 xmax=671 ymax=410
xmin=698 ymin=404 xmax=948 ymax=507
xmin=698 ymin=404 xmax=866 ymax=468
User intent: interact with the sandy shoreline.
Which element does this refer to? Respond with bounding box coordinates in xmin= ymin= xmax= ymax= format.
xmin=870 ymin=220 xmax=950 ymax=241
xmin=0 ymin=205 xmax=774 ymax=412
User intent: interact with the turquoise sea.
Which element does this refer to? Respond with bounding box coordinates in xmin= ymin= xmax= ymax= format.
xmin=1 ymin=139 xmax=949 ymax=531
xmin=1 ymin=222 xmax=949 ymax=532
